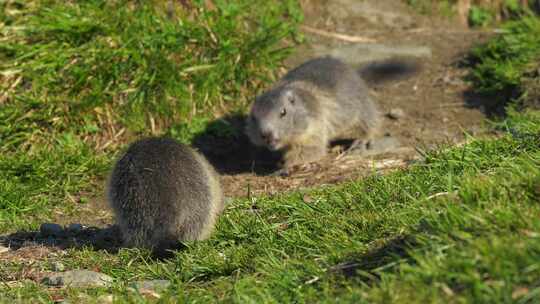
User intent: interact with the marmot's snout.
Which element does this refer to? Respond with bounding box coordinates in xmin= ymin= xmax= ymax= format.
xmin=260 ymin=129 xmax=279 ymax=149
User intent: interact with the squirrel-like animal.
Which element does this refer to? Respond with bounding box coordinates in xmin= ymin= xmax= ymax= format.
xmin=107 ymin=137 xmax=223 ymax=256
xmin=246 ymin=56 xmax=420 ymax=173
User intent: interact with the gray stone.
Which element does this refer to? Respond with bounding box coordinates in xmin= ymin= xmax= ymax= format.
xmin=40 ymin=223 xmax=65 ymax=237
xmin=66 ymin=223 xmax=83 ymax=234
xmin=42 ymin=270 xmax=113 ymax=288
xmin=364 ymin=136 xmax=402 ymax=156
xmin=387 ymin=108 xmax=406 ymax=120
xmin=51 ymin=261 xmax=65 ymax=272
xmin=326 ymin=0 xmax=414 ymax=29
xmin=130 ymin=280 xmax=171 ymax=292
xmin=312 ymin=43 xmax=432 ymax=66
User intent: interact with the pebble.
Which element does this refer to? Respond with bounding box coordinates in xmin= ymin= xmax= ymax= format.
xmin=42 ymin=270 xmax=113 ymax=288
xmin=40 ymin=223 xmax=65 ymax=237
xmin=363 ymin=136 xmax=402 ymax=156
xmin=387 ymin=108 xmax=406 ymax=120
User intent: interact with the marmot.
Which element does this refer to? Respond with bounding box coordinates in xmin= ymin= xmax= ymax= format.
xmin=107 ymin=137 xmax=223 ymax=256
xmin=246 ymin=56 xmax=420 ymax=173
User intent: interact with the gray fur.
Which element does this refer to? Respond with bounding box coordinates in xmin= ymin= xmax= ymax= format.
xmin=246 ymin=56 xmax=396 ymax=169
xmin=107 ymin=137 xmax=223 ymax=254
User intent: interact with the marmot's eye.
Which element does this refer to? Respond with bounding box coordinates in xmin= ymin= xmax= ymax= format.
xmin=280 ymin=108 xmax=287 ymax=117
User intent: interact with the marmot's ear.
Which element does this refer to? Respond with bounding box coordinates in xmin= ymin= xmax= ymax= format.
xmin=284 ymin=90 xmax=295 ymax=104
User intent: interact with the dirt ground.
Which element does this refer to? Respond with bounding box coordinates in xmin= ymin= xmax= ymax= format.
xmin=200 ymin=0 xmax=497 ymax=198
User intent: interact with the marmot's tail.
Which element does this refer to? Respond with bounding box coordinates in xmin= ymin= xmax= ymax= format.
xmin=357 ymin=58 xmax=422 ymax=86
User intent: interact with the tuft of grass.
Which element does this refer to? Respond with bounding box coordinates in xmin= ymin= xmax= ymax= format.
xmin=0 ymin=134 xmax=110 ymax=231
xmin=0 ymin=0 xmax=302 ymax=152
xmin=468 ymin=17 xmax=540 ymax=110
xmin=0 ymin=0 xmax=302 ymax=233
xmin=468 ymin=5 xmax=494 ymax=27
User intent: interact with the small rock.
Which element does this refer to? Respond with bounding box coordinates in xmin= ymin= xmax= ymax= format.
xmin=40 ymin=223 xmax=65 ymax=237
xmin=387 ymin=108 xmax=405 ymax=120
xmin=364 ymin=136 xmax=402 ymax=156
xmin=66 ymin=223 xmax=83 ymax=234
xmin=130 ymin=280 xmax=171 ymax=292
xmin=0 ymin=245 xmax=9 ymax=254
xmin=42 ymin=270 xmax=113 ymax=288
xmin=51 ymin=261 xmax=65 ymax=272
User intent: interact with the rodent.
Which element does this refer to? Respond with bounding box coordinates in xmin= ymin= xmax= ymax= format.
xmin=107 ymin=137 xmax=223 ymax=257
xmin=245 ymin=56 xmax=420 ymax=173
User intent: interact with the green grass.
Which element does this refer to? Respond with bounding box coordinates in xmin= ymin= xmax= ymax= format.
xmin=2 ymin=1 xmax=540 ymax=303
xmin=1 ymin=110 xmax=539 ymax=303
xmin=0 ymin=0 xmax=301 ymax=149
xmin=468 ymin=17 xmax=540 ymax=109
xmin=0 ymin=0 xmax=301 ymax=230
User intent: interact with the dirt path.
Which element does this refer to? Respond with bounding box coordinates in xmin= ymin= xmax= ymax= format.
xmin=204 ymin=0 xmax=495 ymax=198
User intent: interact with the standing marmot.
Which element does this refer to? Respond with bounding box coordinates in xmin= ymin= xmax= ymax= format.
xmin=246 ymin=56 xmax=419 ymax=173
xmin=107 ymin=137 xmax=223 ymax=256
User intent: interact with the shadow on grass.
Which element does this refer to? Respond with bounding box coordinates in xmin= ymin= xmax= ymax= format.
xmin=0 ymin=225 xmax=190 ymax=260
xmin=192 ymin=113 xmax=282 ymax=175
xmin=329 ymin=235 xmax=418 ymax=284
xmin=450 ymin=55 xmax=509 ymax=118
xmin=460 ymin=59 xmax=540 ymax=116
xmin=0 ymin=225 xmax=191 ymax=259
xmin=0 ymin=225 xmax=123 ymax=254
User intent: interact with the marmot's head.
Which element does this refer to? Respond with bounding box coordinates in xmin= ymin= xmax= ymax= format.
xmin=246 ymin=86 xmax=314 ymax=151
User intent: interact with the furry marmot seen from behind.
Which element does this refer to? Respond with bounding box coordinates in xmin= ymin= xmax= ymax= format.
xmin=107 ymin=137 xmax=223 ymax=256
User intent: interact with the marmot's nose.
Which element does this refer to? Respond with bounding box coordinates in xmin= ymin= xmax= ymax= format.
xmin=260 ymin=131 xmax=274 ymax=144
